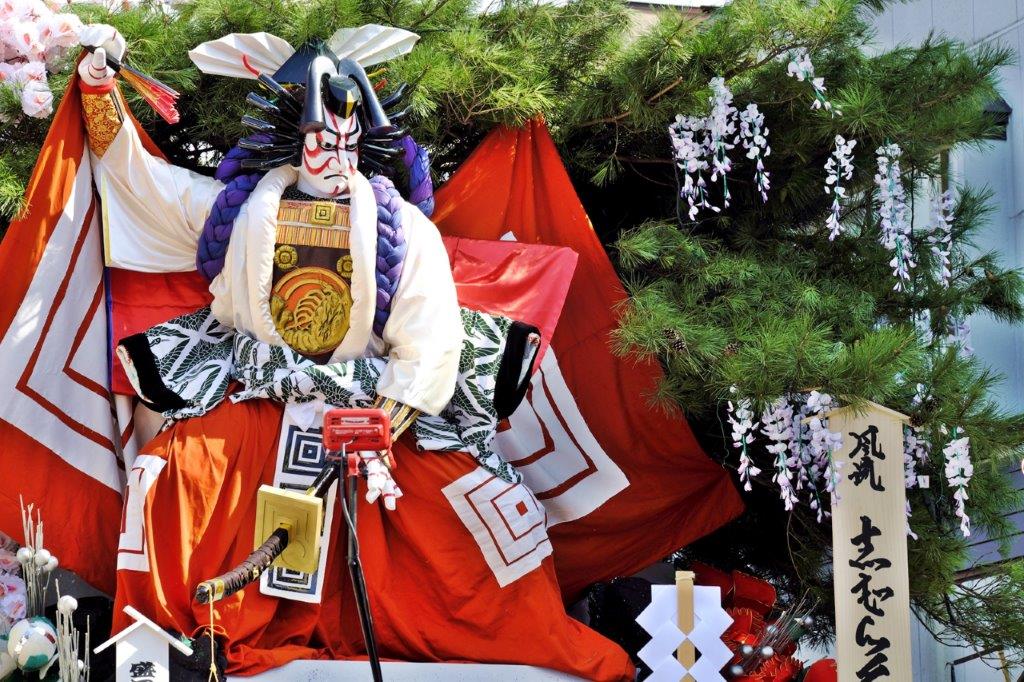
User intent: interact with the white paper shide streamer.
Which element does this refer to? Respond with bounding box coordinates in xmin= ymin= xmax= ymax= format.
xmin=636 ymin=584 xmax=734 ymax=681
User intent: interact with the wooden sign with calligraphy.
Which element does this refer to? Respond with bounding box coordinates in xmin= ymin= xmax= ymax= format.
xmin=827 ymin=401 xmax=912 ymax=682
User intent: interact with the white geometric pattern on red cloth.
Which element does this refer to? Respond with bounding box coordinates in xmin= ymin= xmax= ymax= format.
xmin=0 ymin=159 xmax=125 ymax=493
xmin=117 ymin=454 xmax=167 ymax=572
xmin=443 ymin=465 xmax=552 ymax=587
xmin=493 ymin=348 xmax=628 ymax=527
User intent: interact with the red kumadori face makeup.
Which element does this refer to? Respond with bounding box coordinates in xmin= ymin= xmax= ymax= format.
xmin=298 ymin=108 xmax=362 ymax=197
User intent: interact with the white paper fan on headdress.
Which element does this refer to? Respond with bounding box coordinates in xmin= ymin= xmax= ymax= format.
xmin=189 ymin=26 xmax=420 ymax=80
xmin=188 ymin=32 xmax=295 ymax=80
xmin=327 ymin=24 xmax=420 ymax=68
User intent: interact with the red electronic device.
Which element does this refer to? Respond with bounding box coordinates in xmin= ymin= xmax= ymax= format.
xmin=323 ymin=408 xmax=392 ymax=453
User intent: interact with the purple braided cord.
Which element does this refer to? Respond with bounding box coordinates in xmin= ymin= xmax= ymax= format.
xmin=400 ymin=135 xmax=434 ymax=218
xmin=195 ymin=134 xmax=272 ymax=282
xmin=370 ymin=175 xmax=407 ymax=337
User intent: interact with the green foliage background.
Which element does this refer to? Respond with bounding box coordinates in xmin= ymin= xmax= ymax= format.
xmin=1 ymin=0 xmax=1023 ymax=661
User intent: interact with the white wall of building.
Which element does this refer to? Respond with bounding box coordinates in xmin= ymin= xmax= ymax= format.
xmin=872 ymin=3 xmax=1024 ymax=681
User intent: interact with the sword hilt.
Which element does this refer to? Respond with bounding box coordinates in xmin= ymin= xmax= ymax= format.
xmin=194 ymin=527 xmax=290 ymax=605
xmin=194 ymin=461 xmax=342 ymax=605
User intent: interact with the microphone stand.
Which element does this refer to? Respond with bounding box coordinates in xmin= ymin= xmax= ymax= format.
xmin=337 ymin=448 xmax=384 ymax=682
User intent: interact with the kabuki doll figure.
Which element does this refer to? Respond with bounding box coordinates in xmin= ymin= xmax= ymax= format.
xmin=75 ymin=23 xmax=633 ymax=681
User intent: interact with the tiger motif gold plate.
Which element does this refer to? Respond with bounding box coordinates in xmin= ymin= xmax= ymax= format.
xmin=270 ymin=266 xmax=353 ymax=355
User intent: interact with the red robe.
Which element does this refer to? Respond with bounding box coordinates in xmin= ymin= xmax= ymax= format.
xmin=114 ymin=396 xmax=634 ymax=679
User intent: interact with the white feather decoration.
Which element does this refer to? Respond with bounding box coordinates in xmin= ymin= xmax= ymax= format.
xmin=327 ymin=24 xmax=420 ymax=68
xmin=188 ymin=32 xmax=296 ymax=80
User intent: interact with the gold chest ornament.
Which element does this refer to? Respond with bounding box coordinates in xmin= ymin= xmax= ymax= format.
xmin=270 ymin=199 xmax=354 ymax=356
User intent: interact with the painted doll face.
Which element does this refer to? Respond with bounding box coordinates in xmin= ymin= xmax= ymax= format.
xmin=297 ymin=108 xmax=362 ymax=197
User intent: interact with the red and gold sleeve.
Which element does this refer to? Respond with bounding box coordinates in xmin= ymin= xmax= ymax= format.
xmin=80 ymin=80 xmax=127 ymax=157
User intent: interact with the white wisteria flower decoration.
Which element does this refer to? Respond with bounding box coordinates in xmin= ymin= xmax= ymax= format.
xmin=727 ymin=389 xmax=760 ymax=492
xmin=786 ymin=49 xmax=839 ymax=116
xmin=824 ymin=135 xmax=856 ymax=240
xmin=761 ymin=398 xmax=797 ymax=510
xmin=928 ymin=189 xmax=954 ymax=287
xmin=669 ymin=114 xmax=715 ymax=221
xmin=943 ymin=430 xmax=973 ymax=537
xmin=707 ymin=77 xmax=737 ymax=210
xmin=904 ymin=427 xmax=930 ymax=490
xmin=874 ymin=143 xmax=915 ymax=290
xmin=903 ymin=426 xmax=931 ymax=540
xmin=737 ymin=103 xmax=771 ymax=202
xmin=805 ymin=391 xmax=844 ymax=511
xmin=727 ymin=391 xmax=842 ymax=519
xmin=670 ymin=78 xmax=771 ymax=221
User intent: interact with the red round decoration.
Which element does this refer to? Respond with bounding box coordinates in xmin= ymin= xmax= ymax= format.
xmin=803 ymin=658 xmax=838 ymax=682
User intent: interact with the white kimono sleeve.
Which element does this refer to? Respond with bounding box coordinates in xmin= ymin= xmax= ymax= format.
xmin=375 ymin=206 xmax=463 ymax=416
xmin=94 ymin=122 xmax=224 ymax=272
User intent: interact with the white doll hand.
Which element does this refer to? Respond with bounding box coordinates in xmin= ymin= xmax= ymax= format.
xmin=363 ymin=455 xmax=402 ymax=511
xmin=77 ymin=24 xmax=126 ymax=87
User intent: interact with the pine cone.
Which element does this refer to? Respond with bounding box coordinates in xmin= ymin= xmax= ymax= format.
xmin=666 ymin=330 xmax=687 ymax=353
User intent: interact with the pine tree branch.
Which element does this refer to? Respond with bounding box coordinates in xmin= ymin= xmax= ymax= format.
xmin=411 ymin=0 xmax=456 ymax=28
xmin=613 ymin=155 xmax=672 ymax=165
xmin=577 ymin=42 xmax=800 ymax=129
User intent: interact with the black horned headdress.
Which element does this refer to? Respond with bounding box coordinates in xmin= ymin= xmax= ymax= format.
xmin=188 ymin=26 xmax=418 ymax=175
